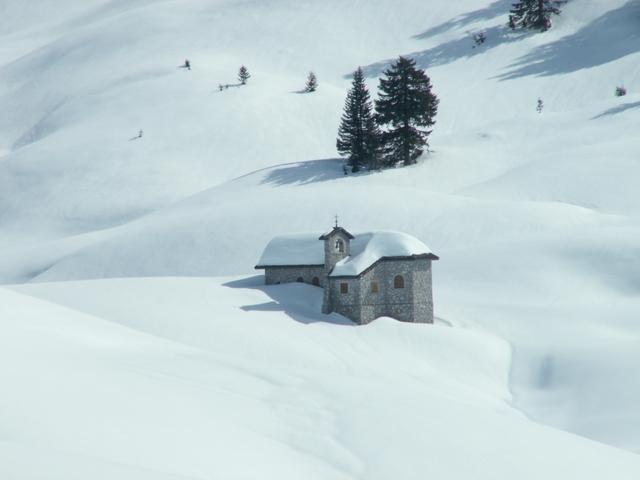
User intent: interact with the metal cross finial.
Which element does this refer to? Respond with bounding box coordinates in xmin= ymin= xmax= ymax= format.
xmin=334 ymin=214 xmax=338 ymax=228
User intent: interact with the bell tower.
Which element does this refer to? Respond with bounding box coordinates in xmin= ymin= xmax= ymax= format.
xmin=318 ymin=217 xmax=354 ymax=275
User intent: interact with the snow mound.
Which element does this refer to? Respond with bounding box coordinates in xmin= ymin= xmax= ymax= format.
xmin=256 ymin=233 xmax=324 ymax=267
xmin=5 ymin=276 xmax=640 ymax=479
xmin=332 ymin=231 xmax=436 ymax=277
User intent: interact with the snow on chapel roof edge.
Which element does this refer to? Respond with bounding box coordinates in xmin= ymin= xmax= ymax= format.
xmin=255 ymin=230 xmax=438 ymax=276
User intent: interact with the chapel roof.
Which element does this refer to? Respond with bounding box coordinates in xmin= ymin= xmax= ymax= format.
xmin=255 ymin=230 xmax=438 ymax=275
xmin=329 ymin=231 xmax=438 ymax=277
xmin=255 ymin=233 xmax=325 ymax=268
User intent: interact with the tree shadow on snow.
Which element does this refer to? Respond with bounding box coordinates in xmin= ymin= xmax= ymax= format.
xmin=497 ymin=2 xmax=640 ymax=80
xmin=413 ymin=0 xmax=509 ymax=40
xmin=359 ymin=24 xmax=525 ymax=78
xmin=352 ymin=0 xmax=516 ymax=78
xmin=223 ymin=276 xmax=355 ymax=326
xmin=591 ymin=101 xmax=640 ymax=120
xmin=260 ymin=158 xmax=346 ymax=186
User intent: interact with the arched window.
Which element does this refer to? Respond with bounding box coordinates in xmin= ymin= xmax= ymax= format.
xmin=335 ymin=238 xmax=345 ymax=253
xmin=312 ymin=277 xmax=320 ymax=286
xmin=394 ymin=275 xmax=405 ymax=289
xmin=296 ymin=277 xmax=304 ymax=283
xmin=371 ymin=281 xmax=379 ymax=293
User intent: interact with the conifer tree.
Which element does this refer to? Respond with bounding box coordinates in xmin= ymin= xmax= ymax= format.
xmin=336 ymin=68 xmax=379 ymax=172
xmin=238 ymin=65 xmax=251 ymax=85
xmin=374 ymin=57 xmax=438 ymax=167
xmin=508 ymin=0 xmax=564 ymax=32
xmin=305 ymin=72 xmax=318 ymax=92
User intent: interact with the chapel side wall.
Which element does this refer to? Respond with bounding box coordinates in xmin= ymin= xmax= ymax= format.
xmin=358 ymin=266 xmax=388 ymax=324
xmin=327 ymin=277 xmax=362 ymax=323
xmin=265 ymin=266 xmax=326 ymax=287
xmin=411 ymin=259 xmax=434 ymax=324
xmin=357 ymin=258 xmax=434 ymax=324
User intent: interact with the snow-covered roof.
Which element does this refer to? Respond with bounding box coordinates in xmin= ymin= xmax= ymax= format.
xmin=330 ymin=231 xmax=436 ymax=277
xmin=256 ymin=230 xmax=437 ymax=275
xmin=256 ymin=233 xmax=325 ymax=267
xmin=319 ymin=226 xmax=354 ymax=240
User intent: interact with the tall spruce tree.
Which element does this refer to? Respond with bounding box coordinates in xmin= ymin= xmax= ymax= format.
xmin=336 ymin=68 xmax=379 ymax=172
xmin=508 ymin=0 xmax=564 ymax=32
xmin=375 ymin=56 xmax=438 ymax=167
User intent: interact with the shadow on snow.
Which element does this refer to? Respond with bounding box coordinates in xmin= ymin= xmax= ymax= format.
xmin=413 ymin=0 xmax=509 ymax=40
xmin=497 ymin=1 xmax=640 ymax=80
xmin=360 ymin=26 xmax=525 ymax=78
xmin=223 ymin=276 xmax=354 ymax=326
xmin=591 ymin=101 xmax=640 ymax=120
xmin=259 ymin=158 xmax=345 ymax=186
xmin=231 ymin=158 xmax=383 ymax=188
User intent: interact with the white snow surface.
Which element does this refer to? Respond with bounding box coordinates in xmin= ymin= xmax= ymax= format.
xmin=331 ymin=231 xmax=434 ymax=277
xmin=1 ymin=0 xmax=640 ymax=477
xmin=257 ymin=232 xmax=325 ymax=267
xmin=4 ymin=277 xmax=640 ymax=479
xmin=256 ymin=230 xmax=433 ymax=277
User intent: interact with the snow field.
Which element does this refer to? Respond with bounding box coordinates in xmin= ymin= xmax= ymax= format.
xmin=4 ymin=277 xmax=640 ymax=479
xmin=0 ymin=0 xmax=639 ymax=475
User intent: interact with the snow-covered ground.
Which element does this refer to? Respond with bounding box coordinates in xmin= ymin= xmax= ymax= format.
xmin=1 ymin=0 xmax=640 ymax=477
xmin=4 ymin=277 xmax=640 ymax=479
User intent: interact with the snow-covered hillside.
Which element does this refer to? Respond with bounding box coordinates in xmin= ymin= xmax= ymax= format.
xmin=1 ymin=0 xmax=640 ymax=477
xmin=4 ymin=277 xmax=640 ymax=479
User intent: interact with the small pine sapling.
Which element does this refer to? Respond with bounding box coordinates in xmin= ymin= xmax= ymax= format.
xmin=615 ymin=86 xmax=627 ymax=97
xmin=238 ymin=65 xmax=251 ymax=85
xmin=472 ymin=32 xmax=486 ymax=47
xmin=305 ymin=71 xmax=318 ymax=92
xmin=129 ymin=129 xmax=144 ymax=141
xmin=537 ymin=98 xmax=544 ymax=113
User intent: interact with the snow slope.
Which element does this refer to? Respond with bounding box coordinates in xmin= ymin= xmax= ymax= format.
xmin=1 ymin=0 xmax=640 ymax=474
xmin=4 ymin=277 xmax=640 ymax=479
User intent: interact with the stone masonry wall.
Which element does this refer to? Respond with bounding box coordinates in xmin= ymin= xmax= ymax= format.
xmin=323 ymin=231 xmax=351 ymax=275
xmin=328 ymin=258 xmax=434 ymax=324
xmin=326 ymin=276 xmax=361 ymax=320
xmin=265 ymin=266 xmax=326 ymax=287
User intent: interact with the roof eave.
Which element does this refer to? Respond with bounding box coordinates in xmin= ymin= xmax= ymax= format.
xmin=255 ymin=264 xmax=324 ymax=270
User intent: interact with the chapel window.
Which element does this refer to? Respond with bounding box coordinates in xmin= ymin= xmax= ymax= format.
xmin=394 ymin=275 xmax=405 ymax=289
